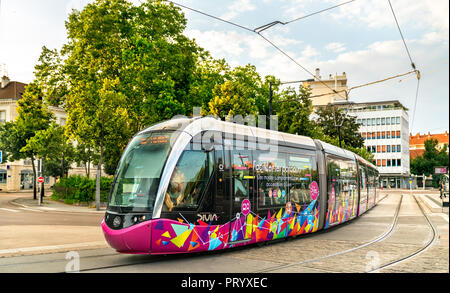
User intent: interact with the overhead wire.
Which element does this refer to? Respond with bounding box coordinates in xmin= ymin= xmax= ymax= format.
xmin=163 ymin=0 xmax=425 ymax=120
xmin=386 ymin=0 xmax=421 ymax=133
xmin=254 ymin=0 xmax=356 ymax=32
xmin=165 ymin=0 xmax=349 ymax=101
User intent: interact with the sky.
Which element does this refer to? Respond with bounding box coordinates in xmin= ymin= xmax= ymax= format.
xmin=0 ymin=0 xmax=448 ymax=135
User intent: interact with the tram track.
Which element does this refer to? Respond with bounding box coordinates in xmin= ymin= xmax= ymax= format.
xmin=74 ymin=194 xmax=398 ymax=273
xmin=366 ymin=194 xmax=439 ymax=273
xmin=253 ymin=193 xmax=403 ymax=273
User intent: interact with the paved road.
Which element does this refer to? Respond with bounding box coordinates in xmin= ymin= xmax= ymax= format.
xmin=0 ymin=193 xmax=107 ymax=256
xmin=0 ymin=192 xmax=448 ymax=273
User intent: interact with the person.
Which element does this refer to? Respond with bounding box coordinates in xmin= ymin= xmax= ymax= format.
xmin=164 ymin=166 xmax=186 ymax=211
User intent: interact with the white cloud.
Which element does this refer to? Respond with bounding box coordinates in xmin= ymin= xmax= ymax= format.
xmin=301 ymin=45 xmax=319 ymax=58
xmin=325 ymin=42 xmax=346 ymax=53
xmin=220 ymin=0 xmax=256 ymax=21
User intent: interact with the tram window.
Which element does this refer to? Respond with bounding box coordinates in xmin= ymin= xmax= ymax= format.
xmin=163 ymin=149 xmax=213 ymax=212
xmin=254 ymin=151 xmax=288 ymax=208
xmin=287 ymin=154 xmax=315 ymax=206
xmin=327 ymin=157 xmax=358 ymax=206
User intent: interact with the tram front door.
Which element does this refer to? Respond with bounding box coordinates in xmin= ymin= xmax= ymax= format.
xmin=228 ymin=150 xmax=255 ymax=243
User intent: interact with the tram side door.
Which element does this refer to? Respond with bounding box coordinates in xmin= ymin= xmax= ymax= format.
xmin=229 ymin=149 xmax=254 ymax=243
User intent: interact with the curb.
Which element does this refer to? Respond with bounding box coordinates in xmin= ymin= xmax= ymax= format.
xmin=9 ymin=199 xmax=106 ymax=214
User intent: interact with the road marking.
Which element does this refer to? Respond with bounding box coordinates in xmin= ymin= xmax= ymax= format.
xmin=0 ymin=208 xmax=20 ymax=213
xmin=39 ymin=207 xmax=57 ymax=211
xmin=18 ymin=207 xmax=43 ymax=213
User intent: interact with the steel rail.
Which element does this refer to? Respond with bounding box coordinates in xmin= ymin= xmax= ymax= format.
xmin=366 ymin=194 xmax=439 ymax=273
xmin=253 ymin=194 xmax=401 ymax=273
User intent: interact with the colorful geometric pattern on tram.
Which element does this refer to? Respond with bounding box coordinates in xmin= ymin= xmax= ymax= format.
xmin=151 ymin=200 xmax=319 ymax=254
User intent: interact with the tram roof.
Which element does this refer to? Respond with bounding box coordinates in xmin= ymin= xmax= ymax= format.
xmin=139 ymin=116 xmax=317 ymax=149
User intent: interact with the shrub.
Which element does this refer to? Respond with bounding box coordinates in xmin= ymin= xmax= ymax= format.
xmin=51 ymin=175 xmax=113 ymax=204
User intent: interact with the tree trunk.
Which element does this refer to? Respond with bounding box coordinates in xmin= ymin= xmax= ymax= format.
xmin=61 ymin=153 xmax=65 ymax=178
xmin=95 ymin=140 xmax=103 ymax=211
xmin=31 ymin=155 xmax=37 ymax=200
xmin=41 ymin=158 xmax=45 ymax=201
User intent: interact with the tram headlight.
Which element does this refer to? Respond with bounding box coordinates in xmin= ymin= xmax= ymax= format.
xmin=113 ymin=216 xmax=122 ymax=228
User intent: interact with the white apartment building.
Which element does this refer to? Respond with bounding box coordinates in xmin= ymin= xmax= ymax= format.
xmin=338 ymin=100 xmax=411 ymax=189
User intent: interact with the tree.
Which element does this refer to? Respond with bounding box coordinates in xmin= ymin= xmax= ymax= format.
xmin=22 ymin=123 xmax=75 ymax=179
xmin=0 ymin=82 xmax=53 ymax=199
xmin=274 ymin=85 xmax=322 ymax=138
xmin=411 ymin=138 xmax=449 ymax=187
xmin=65 ymin=77 xmax=132 ymax=209
xmin=315 ymin=104 xmax=365 ymax=149
xmin=207 ymin=64 xmax=269 ymax=120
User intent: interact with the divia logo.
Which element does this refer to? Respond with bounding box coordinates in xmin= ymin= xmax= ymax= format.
xmin=241 ymin=199 xmax=251 ymax=216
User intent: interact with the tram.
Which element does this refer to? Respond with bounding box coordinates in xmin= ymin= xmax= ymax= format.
xmin=102 ymin=117 xmax=379 ymax=255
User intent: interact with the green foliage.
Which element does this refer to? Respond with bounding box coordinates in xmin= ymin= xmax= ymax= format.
xmin=22 ymin=122 xmax=75 ymax=178
xmin=411 ymin=139 xmax=449 ymax=187
xmin=274 ymin=85 xmax=322 ymax=138
xmin=207 ymin=64 xmax=267 ymax=119
xmin=51 ymin=175 xmax=113 ymax=203
xmin=315 ymin=104 xmax=365 ymax=149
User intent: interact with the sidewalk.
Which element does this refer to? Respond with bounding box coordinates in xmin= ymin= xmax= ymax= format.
xmin=10 ymin=195 xmax=107 ymax=214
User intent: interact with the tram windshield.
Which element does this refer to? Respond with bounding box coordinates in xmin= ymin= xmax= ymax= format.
xmin=108 ymin=131 xmax=175 ymax=213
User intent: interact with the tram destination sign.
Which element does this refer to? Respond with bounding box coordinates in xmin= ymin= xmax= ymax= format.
xmin=434 ymin=167 xmax=448 ymax=174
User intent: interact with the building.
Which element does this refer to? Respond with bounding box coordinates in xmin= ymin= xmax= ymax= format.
xmin=0 ymin=75 xmax=95 ymax=192
xmin=301 ymin=68 xmax=349 ymax=107
xmin=335 ymin=100 xmax=411 ymax=189
xmin=409 ymin=131 xmax=449 ymax=159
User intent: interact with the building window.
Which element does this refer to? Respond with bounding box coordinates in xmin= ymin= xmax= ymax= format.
xmin=372 ymin=146 xmax=376 ymax=153
xmin=367 ymin=132 xmax=371 ymax=140
xmin=396 ymin=131 xmax=401 ymax=138
xmin=382 ymin=159 xmax=386 ymax=166
xmin=392 ymin=159 xmax=396 ymax=166
xmin=362 ymin=133 xmax=366 ymax=140
xmin=397 ymin=145 xmax=401 ymax=152
xmin=396 ymin=117 xmax=400 ymax=124
xmin=382 ymin=145 xmax=386 ymax=153
xmin=397 ymin=159 xmax=401 ymax=166
xmin=392 ymin=145 xmax=396 ymax=152
xmin=367 ymin=146 xmax=371 ymax=152
xmin=381 ymin=118 xmax=385 ymax=125
xmin=377 ymin=160 xmax=381 ymax=166
xmin=377 ymin=146 xmax=381 ymax=153
xmin=387 ymin=145 xmax=391 ymax=153
xmin=0 ymin=170 xmax=6 ymax=184
xmin=0 ymin=111 xmax=6 ymax=124
xmin=387 ymin=159 xmax=391 ymax=167
xmin=362 ymin=119 xmax=366 ymax=126
xmin=382 ymin=131 xmax=386 ymax=139
xmin=386 ymin=117 xmax=391 ymax=125
xmin=387 ymin=132 xmax=391 ymax=139
xmin=377 ymin=132 xmax=380 ymax=139
xmin=391 ymin=117 xmax=396 ymax=125
xmin=377 ymin=118 xmax=381 ymax=125
xmin=391 ymin=131 xmax=396 ymax=138
xmin=367 ymin=119 xmax=371 ymax=126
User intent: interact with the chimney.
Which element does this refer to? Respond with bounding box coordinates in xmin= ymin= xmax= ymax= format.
xmin=315 ymin=68 xmax=321 ymax=81
xmin=1 ymin=75 xmax=10 ymax=89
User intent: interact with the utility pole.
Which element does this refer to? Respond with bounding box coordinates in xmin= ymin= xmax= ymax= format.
xmin=269 ymin=82 xmax=273 ymax=117
xmin=334 ymin=108 xmax=344 ymax=148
